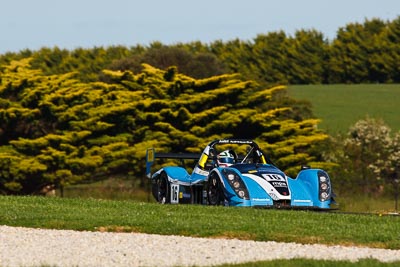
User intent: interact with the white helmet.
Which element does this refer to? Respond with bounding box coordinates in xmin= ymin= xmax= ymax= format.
xmin=217 ymin=150 xmax=235 ymax=167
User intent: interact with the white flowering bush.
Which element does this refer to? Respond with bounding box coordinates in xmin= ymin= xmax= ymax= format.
xmin=341 ymin=117 xmax=400 ymax=195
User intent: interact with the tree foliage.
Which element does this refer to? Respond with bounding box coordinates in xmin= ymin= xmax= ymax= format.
xmin=107 ymin=45 xmax=227 ymax=79
xmin=0 ymin=59 xmax=327 ymax=194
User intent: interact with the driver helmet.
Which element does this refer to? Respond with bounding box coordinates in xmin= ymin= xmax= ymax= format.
xmin=217 ymin=150 xmax=235 ymax=167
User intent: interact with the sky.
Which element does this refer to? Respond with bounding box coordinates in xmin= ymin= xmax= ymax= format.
xmin=1 ymin=0 xmax=399 ymax=54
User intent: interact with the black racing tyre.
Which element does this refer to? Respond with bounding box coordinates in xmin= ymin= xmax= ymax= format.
xmin=157 ymin=172 xmax=170 ymax=204
xmin=207 ymin=172 xmax=224 ymax=205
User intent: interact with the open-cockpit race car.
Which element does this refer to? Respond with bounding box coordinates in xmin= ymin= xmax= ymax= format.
xmin=146 ymin=139 xmax=335 ymax=209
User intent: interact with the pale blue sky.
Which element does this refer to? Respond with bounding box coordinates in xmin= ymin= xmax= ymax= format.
xmin=1 ymin=0 xmax=399 ymax=54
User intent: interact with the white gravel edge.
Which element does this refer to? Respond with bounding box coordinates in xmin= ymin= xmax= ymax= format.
xmin=1 ymin=225 xmax=400 ymax=267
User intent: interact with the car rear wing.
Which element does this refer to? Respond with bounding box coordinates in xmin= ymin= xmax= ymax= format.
xmin=145 ymin=148 xmax=201 ymax=178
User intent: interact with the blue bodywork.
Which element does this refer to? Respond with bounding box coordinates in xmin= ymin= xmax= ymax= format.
xmin=146 ymin=139 xmax=335 ymax=209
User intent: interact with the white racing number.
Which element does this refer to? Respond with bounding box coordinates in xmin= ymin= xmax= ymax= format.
xmin=262 ymin=173 xmax=285 ymax=182
xmin=171 ymin=184 xmax=179 ymax=204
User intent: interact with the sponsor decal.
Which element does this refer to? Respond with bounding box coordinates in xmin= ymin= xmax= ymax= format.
xmin=269 ymin=192 xmax=280 ymax=201
xmin=147 ymin=148 xmax=154 ymax=162
xmin=252 ymin=198 xmax=271 ymax=202
xmin=218 ymin=139 xmax=253 ymax=144
xmin=194 ymin=167 xmax=209 ymax=176
xmin=271 ymin=181 xmax=287 ymax=187
xmin=182 ymin=193 xmax=191 ymax=199
xmin=293 ymin=199 xmax=312 ymax=203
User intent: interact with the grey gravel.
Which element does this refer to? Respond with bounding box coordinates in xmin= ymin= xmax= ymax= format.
xmin=1 ymin=225 xmax=400 ymax=267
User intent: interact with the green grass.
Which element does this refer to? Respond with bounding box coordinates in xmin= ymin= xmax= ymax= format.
xmin=1 ymin=196 xmax=399 ymax=250
xmin=287 ymin=84 xmax=400 ymax=135
xmin=221 ymin=259 xmax=399 ymax=267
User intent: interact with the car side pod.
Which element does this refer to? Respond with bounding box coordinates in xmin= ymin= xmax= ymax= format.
xmin=288 ymin=168 xmax=333 ymax=210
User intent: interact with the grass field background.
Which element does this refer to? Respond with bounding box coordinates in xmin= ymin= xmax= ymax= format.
xmin=287 ymin=84 xmax=400 ymax=135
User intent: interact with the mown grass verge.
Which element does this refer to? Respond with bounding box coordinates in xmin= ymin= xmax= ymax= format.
xmin=220 ymin=259 xmax=399 ymax=267
xmin=1 ymin=196 xmax=399 ymax=250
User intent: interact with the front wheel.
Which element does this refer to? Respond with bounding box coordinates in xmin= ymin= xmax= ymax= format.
xmin=157 ymin=172 xmax=170 ymax=204
xmin=207 ymin=172 xmax=224 ymax=205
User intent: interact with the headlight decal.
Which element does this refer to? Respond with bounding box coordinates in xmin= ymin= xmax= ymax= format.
xmin=318 ymin=171 xmax=331 ymax=201
xmin=222 ymin=169 xmax=249 ymax=200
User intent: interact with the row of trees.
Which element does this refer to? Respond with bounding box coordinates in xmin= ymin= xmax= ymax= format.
xmin=0 ymin=59 xmax=328 ymax=195
xmin=1 ymin=17 xmax=400 ymax=85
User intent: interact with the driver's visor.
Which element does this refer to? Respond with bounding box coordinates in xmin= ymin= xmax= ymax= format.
xmin=218 ymin=158 xmax=234 ymax=164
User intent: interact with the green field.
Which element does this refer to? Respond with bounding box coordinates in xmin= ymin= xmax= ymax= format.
xmin=287 ymin=84 xmax=400 ymax=135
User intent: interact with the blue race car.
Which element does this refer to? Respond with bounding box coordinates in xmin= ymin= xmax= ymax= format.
xmin=146 ymin=139 xmax=335 ymax=209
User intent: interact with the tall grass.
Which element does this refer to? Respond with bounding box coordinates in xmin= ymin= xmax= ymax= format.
xmin=61 ymin=177 xmax=153 ymax=202
xmin=287 ymin=84 xmax=400 ymax=135
xmin=337 ymin=193 xmax=398 ymax=213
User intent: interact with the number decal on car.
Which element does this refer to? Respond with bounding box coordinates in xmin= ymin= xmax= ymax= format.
xmin=262 ymin=174 xmax=285 ymax=182
xmin=171 ymin=184 xmax=179 ymax=204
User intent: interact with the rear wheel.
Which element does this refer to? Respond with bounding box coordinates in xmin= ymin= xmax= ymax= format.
xmin=207 ymin=172 xmax=224 ymax=205
xmin=157 ymin=172 xmax=170 ymax=204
